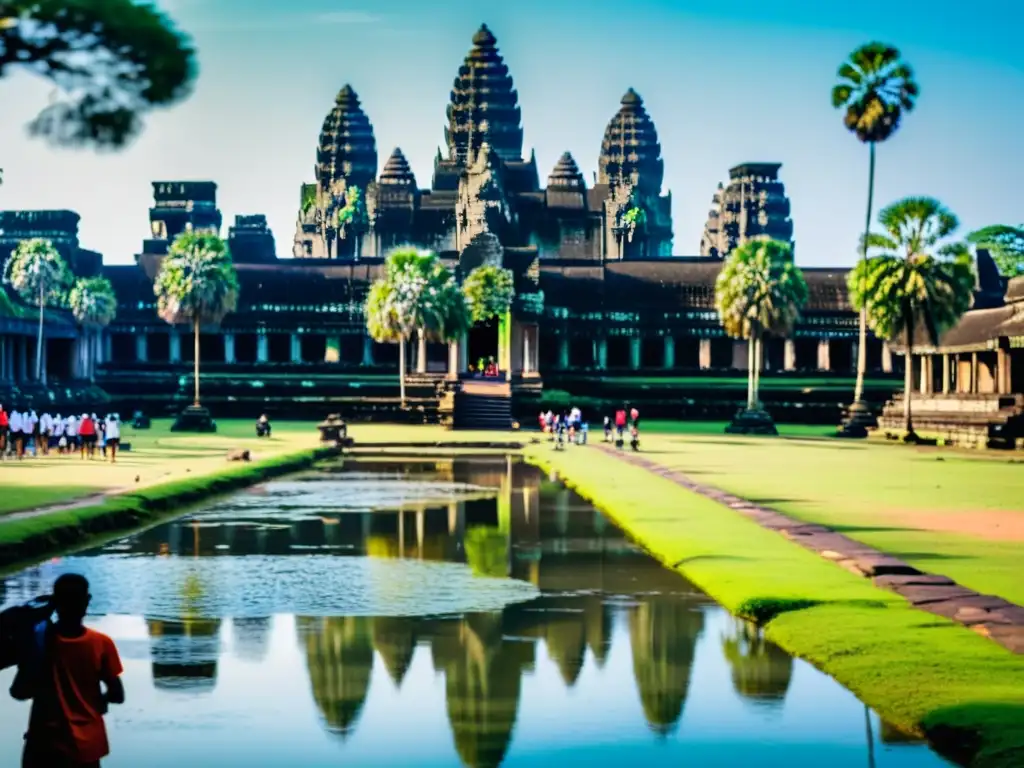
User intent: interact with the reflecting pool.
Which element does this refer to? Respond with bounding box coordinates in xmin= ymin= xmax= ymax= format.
xmin=0 ymin=456 xmax=952 ymax=767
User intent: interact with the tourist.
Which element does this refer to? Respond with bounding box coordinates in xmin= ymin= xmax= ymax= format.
xmin=78 ymin=413 xmax=97 ymax=459
xmin=614 ymin=407 xmax=627 ymax=448
xmin=52 ymin=413 xmax=66 ymax=454
xmin=537 ymin=410 xmax=547 ymax=434
xmin=104 ymin=414 xmax=121 ymax=463
xmin=65 ymin=414 xmax=78 ymax=454
xmin=603 ymin=415 xmax=612 ymax=443
xmin=97 ymin=414 xmax=107 ymax=457
xmin=9 ymin=408 xmax=24 ymax=458
xmin=39 ymin=411 xmax=54 ymax=456
xmin=0 ymin=404 xmax=8 ymax=459
xmin=26 ymin=409 xmax=39 ymax=457
xmin=255 ymin=414 xmax=272 ymax=438
xmin=21 ymin=573 xmax=125 ymax=768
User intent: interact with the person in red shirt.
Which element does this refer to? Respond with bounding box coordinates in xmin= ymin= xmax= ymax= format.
xmin=614 ymin=407 xmax=627 ymax=446
xmin=0 ymin=405 xmax=9 ymax=458
xmin=77 ymin=414 xmax=96 ymax=460
xmin=23 ymin=573 xmax=125 ymax=768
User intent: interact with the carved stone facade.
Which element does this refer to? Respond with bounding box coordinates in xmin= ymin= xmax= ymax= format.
xmin=700 ymin=163 xmax=794 ymax=259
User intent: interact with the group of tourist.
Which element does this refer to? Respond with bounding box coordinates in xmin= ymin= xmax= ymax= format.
xmin=0 ymin=405 xmax=122 ymax=462
xmin=538 ymin=404 xmax=641 ymax=450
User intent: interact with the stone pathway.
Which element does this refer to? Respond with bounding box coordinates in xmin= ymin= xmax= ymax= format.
xmin=596 ymin=445 xmax=1024 ymax=654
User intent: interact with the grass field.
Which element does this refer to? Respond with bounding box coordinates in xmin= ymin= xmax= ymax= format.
xmin=0 ymin=419 xmax=320 ymax=515
xmin=529 ymin=444 xmax=1024 ymax=767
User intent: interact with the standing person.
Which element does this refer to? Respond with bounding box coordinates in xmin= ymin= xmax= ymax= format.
xmin=78 ymin=414 xmax=96 ymax=459
xmin=65 ymin=414 xmax=79 ymax=455
xmin=10 ymin=407 xmax=25 ymax=458
xmin=21 ymin=573 xmax=125 ymax=768
xmin=52 ymin=413 xmax=65 ymax=454
xmin=614 ymin=406 xmax=627 ymax=448
xmin=39 ymin=411 xmax=53 ymax=456
xmin=629 ymin=405 xmax=641 ymax=452
xmin=603 ymin=415 xmax=612 ymax=443
xmin=103 ymin=414 xmax=121 ymax=463
xmin=0 ymin=404 xmax=9 ymax=459
xmin=27 ymin=409 xmax=39 ymax=457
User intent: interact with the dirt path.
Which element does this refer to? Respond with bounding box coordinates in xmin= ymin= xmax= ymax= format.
xmin=595 ymin=444 xmax=1024 ymax=654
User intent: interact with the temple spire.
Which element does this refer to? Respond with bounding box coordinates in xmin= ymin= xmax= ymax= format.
xmin=597 ymin=88 xmax=663 ymax=195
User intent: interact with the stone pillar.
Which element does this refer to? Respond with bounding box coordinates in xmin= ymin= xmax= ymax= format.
xmin=596 ymin=338 xmax=607 ymax=370
xmin=522 ymin=327 xmax=532 ymax=374
xmin=290 ymin=334 xmax=302 ymax=364
xmin=135 ymin=333 xmax=148 ymax=363
xmin=816 ymin=339 xmax=831 ymax=371
xmin=224 ymin=333 xmax=236 ymax=364
xmin=699 ymin=338 xmax=712 ymax=370
xmin=169 ymin=331 xmax=182 ymax=363
xmin=558 ymin=337 xmax=570 ymax=370
xmin=784 ymin=339 xmax=796 ymax=371
xmin=361 ymin=335 xmax=374 ymax=366
xmin=447 ymin=340 xmax=459 ymax=378
xmin=629 ymin=337 xmax=641 ymax=370
xmin=971 ymin=352 xmax=979 ymax=394
xmin=942 ymin=353 xmax=951 ymax=394
xmin=731 ymin=340 xmax=748 ymax=371
xmin=662 ymin=336 xmax=675 ymax=369
xmin=458 ymin=333 xmax=468 ymax=372
xmin=919 ymin=355 xmax=931 ymax=394
xmin=257 ymin=334 xmax=269 ymax=363
xmin=103 ymin=332 xmax=112 ymax=363
xmin=881 ymin=342 xmax=893 ymax=374
xmin=416 ymin=332 xmax=427 ymax=374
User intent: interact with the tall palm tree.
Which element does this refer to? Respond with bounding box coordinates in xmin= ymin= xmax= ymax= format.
xmin=715 ymin=238 xmax=809 ymax=432
xmin=365 ymin=248 xmax=469 ymax=406
xmin=153 ymin=231 xmax=239 ymax=408
xmin=2 ymin=238 xmax=72 ymax=384
xmin=67 ymin=276 xmax=117 ymax=382
xmin=832 ymin=43 xmax=919 ymax=426
xmin=850 ymin=197 xmax=975 ymax=439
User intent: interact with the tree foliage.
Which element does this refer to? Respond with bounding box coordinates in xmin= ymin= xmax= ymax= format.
xmin=364 ymin=247 xmax=469 ymax=344
xmin=68 ymin=275 xmax=116 ymax=326
xmin=0 ymin=0 xmax=196 ymax=148
xmin=849 ymin=197 xmax=975 ymax=346
xmin=2 ymin=237 xmax=71 ymax=307
xmin=714 ymin=238 xmax=808 ymax=340
xmin=967 ymin=224 xmax=1024 ymax=277
xmin=462 ymin=264 xmax=515 ymax=324
xmin=334 ymin=186 xmax=364 ymax=234
xmin=831 ymin=42 xmax=918 ymax=144
xmin=153 ymin=231 xmax=238 ymax=326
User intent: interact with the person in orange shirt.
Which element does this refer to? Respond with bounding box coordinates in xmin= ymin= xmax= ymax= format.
xmin=22 ymin=573 xmax=125 ymax=768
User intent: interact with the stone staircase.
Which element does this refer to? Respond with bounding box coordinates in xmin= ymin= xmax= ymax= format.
xmin=452 ymin=379 xmax=513 ymax=431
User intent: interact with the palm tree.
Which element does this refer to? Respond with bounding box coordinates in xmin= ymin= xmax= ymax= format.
xmin=966 ymin=224 xmax=1024 ymax=277
xmin=153 ymin=231 xmax=239 ymax=408
xmin=67 ymin=276 xmax=117 ymax=382
xmin=850 ymin=197 xmax=975 ymax=439
xmin=364 ymin=248 xmax=469 ymax=406
xmin=463 ymin=264 xmax=515 ymax=374
xmin=832 ymin=43 xmax=919 ymax=428
xmin=2 ymin=238 xmax=72 ymax=384
xmin=715 ymin=238 xmax=809 ymax=433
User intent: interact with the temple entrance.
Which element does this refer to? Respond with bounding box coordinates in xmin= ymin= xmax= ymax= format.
xmin=467 ymin=318 xmax=498 ymax=372
xmin=1011 ymin=350 xmax=1024 ymax=394
xmin=150 ymin=333 xmax=171 ymax=363
xmin=235 ymin=334 xmax=257 ymax=364
xmin=46 ymin=338 xmax=74 ymax=380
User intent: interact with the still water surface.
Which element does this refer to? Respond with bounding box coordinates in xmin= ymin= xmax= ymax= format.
xmin=0 ymin=456 xmax=951 ymax=767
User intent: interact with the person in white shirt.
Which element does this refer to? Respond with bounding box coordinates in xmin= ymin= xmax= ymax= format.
xmin=39 ymin=412 xmax=53 ymax=455
xmin=25 ymin=409 xmax=38 ymax=456
xmin=52 ymin=413 xmax=65 ymax=453
xmin=65 ymin=414 xmax=78 ymax=451
xmin=9 ymin=409 xmax=25 ymax=459
xmin=104 ymin=414 xmax=122 ymax=463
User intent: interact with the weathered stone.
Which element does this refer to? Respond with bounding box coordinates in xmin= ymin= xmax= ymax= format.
xmin=780 ymin=524 xmax=832 ymax=538
xmin=891 ymin=585 xmax=978 ymax=606
xmin=981 ymin=625 xmax=1024 ymax=654
xmin=920 ymin=594 xmax=1014 ymax=621
xmin=873 ymin=573 xmax=955 ymax=589
xmin=848 ymin=554 xmax=920 ymax=577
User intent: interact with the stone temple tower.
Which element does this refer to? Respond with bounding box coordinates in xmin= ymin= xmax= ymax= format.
xmin=597 ymin=89 xmax=673 ymax=258
xmin=293 ymin=84 xmax=378 ymax=258
xmin=699 ymin=163 xmax=794 ymax=259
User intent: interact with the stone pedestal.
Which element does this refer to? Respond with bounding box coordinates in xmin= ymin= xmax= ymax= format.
xmin=837 ymin=399 xmax=876 ymax=438
xmin=724 ymin=408 xmax=778 ymax=436
xmin=171 ymin=405 xmax=217 ymax=433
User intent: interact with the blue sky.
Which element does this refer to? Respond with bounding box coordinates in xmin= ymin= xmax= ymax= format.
xmin=1 ymin=0 xmax=1021 ymax=265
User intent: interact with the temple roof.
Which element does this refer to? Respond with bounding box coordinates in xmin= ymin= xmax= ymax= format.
xmin=445 ymin=23 xmax=523 ymax=165
xmin=597 ymin=89 xmax=664 ymax=196
xmin=316 ymin=84 xmax=378 ymax=191
xmin=547 ymin=152 xmax=585 ymax=189
xmin=379 ymin=147 xmax=416 ymax=186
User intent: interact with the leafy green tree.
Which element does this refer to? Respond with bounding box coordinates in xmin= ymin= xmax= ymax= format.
xmin=364 ymin=248 xmax=469 ymax=405
xmin=153 ymin=232 xmax=239 ymax=407
xmin=463 ymin=264 xmax=515 ymax=324
xmin=0 ymin=0 xmax=196 ymax=148
xmin=68 ymin=275 xmax=117 ymax=381
xmin=721 ymin=619 xmax=793 ymax=705
xmin=849 ymin=197 xmax=975 ymax=438
xmin=715 ymin=238 xmax=808 ymax=413
xmin=3 ymin=237 xmax=72 ymax=383
xmin=832 ymin=43 xmax=919 ymax=410
xmin=967 ymin=224 xmax=1024 ymax=277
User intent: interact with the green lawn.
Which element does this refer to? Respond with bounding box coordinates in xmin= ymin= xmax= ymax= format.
xmin=0 ymin=419 xmax=320 ymax=515
xmin=528 ymin=444 xmax=1024 ymax=767
xmin=633 ymin=424 xmax=1024 ymax=606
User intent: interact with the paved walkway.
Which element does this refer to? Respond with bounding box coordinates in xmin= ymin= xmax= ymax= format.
xmin=597 ymin=445 xmax=1024 ymax=654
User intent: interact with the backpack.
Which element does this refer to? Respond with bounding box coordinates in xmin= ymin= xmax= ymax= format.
xmin=0 ymin=596 xmax=54 ymax=700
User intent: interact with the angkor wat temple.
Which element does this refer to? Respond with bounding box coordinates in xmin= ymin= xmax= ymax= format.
xmin=13 ymin=23 xmax=1017 ymax=427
